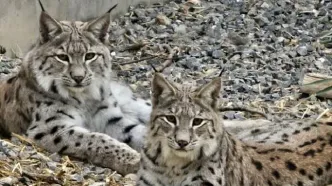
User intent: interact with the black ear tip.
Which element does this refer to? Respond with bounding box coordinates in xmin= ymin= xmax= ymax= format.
xmin=107 ymin=4 xmax=118 ymax=13
xmin=149 ymin=64 xmax=158 ymax=73
xmin=218 ymin=67 xmax=225 ymax=77
xmin=38 ymin=0 xmax=45 ymax=12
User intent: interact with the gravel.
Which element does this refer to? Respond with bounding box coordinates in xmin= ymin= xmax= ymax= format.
xmin=1 ymin=0 xmax=332 ymax=185
xmin=108 ymin=0 xmax=332 ymax=120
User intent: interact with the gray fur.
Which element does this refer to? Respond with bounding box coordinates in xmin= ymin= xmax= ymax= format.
xmin=0 ymin=8 xmax=151 ymax=175
xmin=137 ymin=73 xmax=332 ymax=186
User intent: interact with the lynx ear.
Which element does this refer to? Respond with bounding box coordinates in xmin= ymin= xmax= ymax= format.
xmin=39 ymin=0 xmax=62 ymax=43
xmin=151 ymin=73 xmax=177 ymax=107
xmin=195 ymin=77 xmax=222 ymax=109
xmin=86 ymin=4 xmax=117 ymax=42
xmin=39 ymin=12 xmax=62 ymax=43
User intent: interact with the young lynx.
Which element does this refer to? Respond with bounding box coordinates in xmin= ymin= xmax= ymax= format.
xmin=137 ymin=73 xmax=332 ymax=186
xmin=0 ymin=4 xmax=152 ymax=175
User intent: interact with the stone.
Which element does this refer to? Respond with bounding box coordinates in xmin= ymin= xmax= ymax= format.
xmin=156 ymin=14 xmax=171 ymax=25
xmin=46 ymin=162 xmax=57 ymax=171
xmin=70 ymin=174 xmax=84 ymax=182
xmin=296 ymin=45 xmax=308 ymax=56
xmin=212 ymin=50 xmax=225 ymax=59
xmin=314 ymin=57 xmax=325 ymax=69
xmin=89 ymin=182 xmax=106 ymax=186
xmin=173 ymin=24 xmax=187 ymax=34
xmin=134 ymin=9 xmax=145 ymax=18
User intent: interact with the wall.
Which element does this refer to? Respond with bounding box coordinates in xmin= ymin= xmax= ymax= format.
xmin=0 ymin=0 xmax=165 ymax=57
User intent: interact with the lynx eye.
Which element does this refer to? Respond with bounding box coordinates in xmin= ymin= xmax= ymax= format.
xmin=192 ymin=118 xmax=204 ymax=127
xmin=55 ymin=54 xmax=69 ymax=62
xmin=85 ymin=53 xmax=97 ymax=62
xmin=164 ymin=115 xmax=176 ymax=124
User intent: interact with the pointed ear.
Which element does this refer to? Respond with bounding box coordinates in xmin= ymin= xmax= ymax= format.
xmin=86 ymin=14 xmax=110 ymax=42
xmin=151 ymin=73 xmax=177 ymax=107
xmin=86 ymin=4 xmax=117 ymax=42
xmin=39 ymin=11 xmax=62 ymax=43
xmin=194 ymin=77 xmax=222 ymax=109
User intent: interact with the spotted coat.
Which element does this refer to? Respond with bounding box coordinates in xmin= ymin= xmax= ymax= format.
xmin=137 ymin=73 xmax=332 ymax=186
xmin=0 ymin=7 xmax=151 ymax=175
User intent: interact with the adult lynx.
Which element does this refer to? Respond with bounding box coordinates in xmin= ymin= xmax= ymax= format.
xmin=0 ymin=4 xmax=151 ymax=175
xmin=137 ymin=73 xmax=332 ymax=186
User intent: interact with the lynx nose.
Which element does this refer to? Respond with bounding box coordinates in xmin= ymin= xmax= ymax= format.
xmin=176 ymin=140 xmax=189 ymax=148
xmin=70 ymin=65 xmax=86 ymax=84
xmin=71 ymin=75 xmax=84 ymax=83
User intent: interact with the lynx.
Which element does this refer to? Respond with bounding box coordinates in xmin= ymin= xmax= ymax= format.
xmin=137 ymin=73 xmax=332 ymax=186
xmin=0 ymin=4 xmax=152 ymax=175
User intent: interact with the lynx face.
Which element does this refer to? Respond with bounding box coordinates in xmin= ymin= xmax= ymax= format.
xmin=150 ymin=73 xmax=223 ymax=160
xmin=26 ymin=10 xmax=112 ymax=95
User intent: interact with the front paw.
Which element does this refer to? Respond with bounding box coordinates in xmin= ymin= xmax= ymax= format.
xmin=112 ymin=149 xmax=141 ymax=175
xmin=91 ymin=135 xmax=142 ymax=175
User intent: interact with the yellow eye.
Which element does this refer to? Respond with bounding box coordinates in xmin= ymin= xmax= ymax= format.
xmin=85 ymin=53 xmax=96 ymax=61
xmin=192 ymin=118 xmax=203 ymax=126
xmin=56 ymin=54 xmax=69 ymax=62
xmin=165 ymin=115 xmax=176 ymax=124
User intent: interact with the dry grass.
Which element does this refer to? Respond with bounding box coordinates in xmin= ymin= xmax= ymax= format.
xmin=0 ymin=134 xmax=132 ymax=186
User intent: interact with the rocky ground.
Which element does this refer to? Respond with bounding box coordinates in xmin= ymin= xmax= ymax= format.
xmin=1 ymin=0 xmax=332 ymax=185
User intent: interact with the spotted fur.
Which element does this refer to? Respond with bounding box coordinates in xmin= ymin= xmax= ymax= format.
xmin=0 ymin=7 xmax=152 ymax=175
xmin=137 ymin=73 xmax=332 ymax=186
